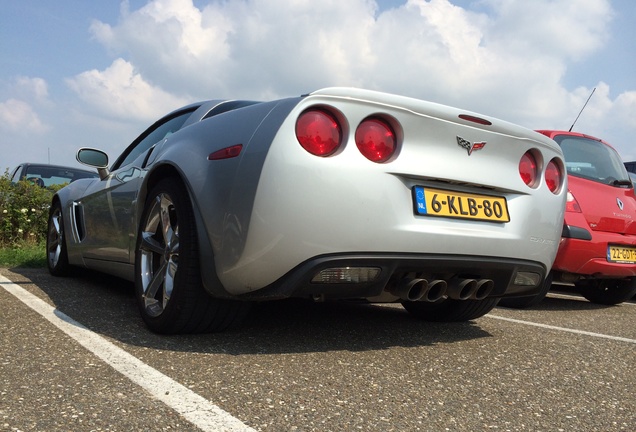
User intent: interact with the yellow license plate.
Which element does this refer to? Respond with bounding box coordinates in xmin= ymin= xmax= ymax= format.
xmin=413 ymin=186 xmax=510 ymax=223
xmin=607 ymin=245 xmax=636 ymax=263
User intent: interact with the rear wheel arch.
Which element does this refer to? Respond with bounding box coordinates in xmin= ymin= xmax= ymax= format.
xmin=134 ymin=175 xmax=248 ymax=333
xmin=142 ymin=164 xmax=231 ymax=299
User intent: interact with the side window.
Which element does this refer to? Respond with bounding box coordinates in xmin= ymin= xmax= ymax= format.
xmin=113 ymin=109 xmax=195 ymax=170
xmin=10 ymin=166 xmax=22 ymax=183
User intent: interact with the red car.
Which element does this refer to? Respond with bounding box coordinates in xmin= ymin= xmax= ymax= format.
xmin=501 ymin=130 xmax=636 ymax=307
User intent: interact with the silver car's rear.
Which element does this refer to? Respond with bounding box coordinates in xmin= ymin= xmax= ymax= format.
xmin=215 ymin=88 xmax=566 ymax=301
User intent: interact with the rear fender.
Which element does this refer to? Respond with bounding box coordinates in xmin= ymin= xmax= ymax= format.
xmin=139 ymin=97 xmax=301 ymax=298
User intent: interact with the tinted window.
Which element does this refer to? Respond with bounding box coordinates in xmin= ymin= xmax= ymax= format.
xmin=555 ymin=135 xmax=630 ymax=185
xmin=21 ymin=166 xmax=98 ymax=187
xmin=114 ymin=109 xmax=195 ymax=170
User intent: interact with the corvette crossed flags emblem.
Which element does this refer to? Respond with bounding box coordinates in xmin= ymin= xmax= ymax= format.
xmin=457 ymin=136 xmax=486 ymax=155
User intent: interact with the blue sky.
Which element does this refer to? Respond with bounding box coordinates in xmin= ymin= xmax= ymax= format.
xmin=1 ymin=0 xmax=635 ymax=172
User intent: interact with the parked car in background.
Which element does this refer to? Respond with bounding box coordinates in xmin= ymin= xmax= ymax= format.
xmin=11 ymin=163 xmax=98 ymax=187
xmin=501 ymin=130 xmax=636 ymax=308
xmin=46 ymin=87 xmax=566 ymax=334
xmin=623 ymin=160 xmax=636 ymax=174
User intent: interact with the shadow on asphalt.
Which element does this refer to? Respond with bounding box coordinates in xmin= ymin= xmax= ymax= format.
xmin=13 ymin=267 xmax=632 ymax=355
xmin=5 ymin=267 xmax=500 ymax=356
xmin=496 ymin=283 xmax=629 ymax=312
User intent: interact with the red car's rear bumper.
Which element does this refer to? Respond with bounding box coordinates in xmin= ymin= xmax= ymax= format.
xmin=553 ymin=222 xmax=636 ymax=277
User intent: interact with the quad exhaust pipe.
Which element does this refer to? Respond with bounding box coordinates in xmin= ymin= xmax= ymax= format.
xmin=389 ymin=276 xmax=494 ymax=302
xmin=446 ymin=277 xmax=494 ymax=301
xmin=390 ymin=278 xmax=448 ymax=302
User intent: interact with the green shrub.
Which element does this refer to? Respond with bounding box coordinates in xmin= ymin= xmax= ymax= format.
xmin=0 ymin=171 xmax=58 ymax=247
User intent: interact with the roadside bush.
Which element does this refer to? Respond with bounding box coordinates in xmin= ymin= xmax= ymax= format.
xmin=0 ymin=171 xmax=57 ymax=247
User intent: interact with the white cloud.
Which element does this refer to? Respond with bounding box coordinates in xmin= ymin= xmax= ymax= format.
xmin=481 ymin=0 xmax=613 ymax=61
xmin=0 ymin=99 xmax=47 ymax=134
xmin=15 ymin=76 xmax=50 ymax=103
xmin=66 ymin=58 xmax=188 ymax=121
xmin=6 ymin=0 xmax=634 ymax=170
xmin=81 ymin=0 xmax=619 ymax=125
xmin=613 ymin=90 xmax=636 ymax=129
xmin=0 ymin=76 xmax=50 ymax=134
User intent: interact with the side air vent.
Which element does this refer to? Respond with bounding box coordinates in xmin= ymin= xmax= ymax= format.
xmin=71 ymin=202 xmax=86 ymax=242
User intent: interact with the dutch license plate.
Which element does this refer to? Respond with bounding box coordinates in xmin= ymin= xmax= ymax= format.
xmin=607 ymin=245 xmax=636 ymax=263
xmin=413 ymin=186 xmax=510 ymax=223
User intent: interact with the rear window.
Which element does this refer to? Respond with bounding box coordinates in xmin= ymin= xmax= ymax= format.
xmin=554 ymin=135 xmax=630 ymax=185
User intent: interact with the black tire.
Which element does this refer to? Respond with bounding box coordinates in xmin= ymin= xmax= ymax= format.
xmin=46 ymin=200 xmax=70 ymax=276
xmin=498 ymin=273 xmax=552 ymax=309
xmin=576 ymin=278 xmax=636 ymax=305
xmin=402 ymin=297 xmax=499 ymax=322
xmin=135 ymin=178 xmax=250 ymax=334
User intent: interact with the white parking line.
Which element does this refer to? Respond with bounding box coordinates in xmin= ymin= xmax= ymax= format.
xmin=0 ymin=275 xmax=256 ymax=432
xmin=485 ymin=314 xmax=636 ymax=344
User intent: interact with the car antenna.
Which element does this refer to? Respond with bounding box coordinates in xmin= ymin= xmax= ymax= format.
xmin=569 ymin=87 xmax=596 ymax=132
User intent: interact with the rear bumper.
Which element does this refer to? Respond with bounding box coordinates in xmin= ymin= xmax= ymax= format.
xmin=237 ymin=253 xmax=547 ymax=301
xmin=554 ymin=225 xmax=636 ymax=277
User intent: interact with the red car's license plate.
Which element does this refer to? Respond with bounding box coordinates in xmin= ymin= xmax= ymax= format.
xmin=607 ymin=245 xmax=636 ymax=263
xmin=413 ymin=186 xmax=510 ymax=223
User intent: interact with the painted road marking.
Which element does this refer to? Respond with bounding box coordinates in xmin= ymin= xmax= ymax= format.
xmin=485 ymin=314 xmax=636 ymax=344
xmin=0 ymin=275 xmax=256 ymax=432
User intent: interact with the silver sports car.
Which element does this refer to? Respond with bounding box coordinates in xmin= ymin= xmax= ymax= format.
xmin=47 ymin=88 xmax=566 ymax=333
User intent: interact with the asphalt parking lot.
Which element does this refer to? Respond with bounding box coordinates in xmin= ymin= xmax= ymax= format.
xmin=1 ymin=267 xmax=634 ymax=431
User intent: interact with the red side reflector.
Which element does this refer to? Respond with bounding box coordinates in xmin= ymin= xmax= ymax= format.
xmin=208 ymin=144 xmax=243 ymax=160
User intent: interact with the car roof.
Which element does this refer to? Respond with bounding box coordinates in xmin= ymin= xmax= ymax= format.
xmin=536 ymin=129 xmax=605 ymax=142
xmin=16 ymin=163 xmax=97 ymax=173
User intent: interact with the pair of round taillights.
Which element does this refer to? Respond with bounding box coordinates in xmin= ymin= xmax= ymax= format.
xmin=519 ymin=151 xmax=563 ymax=194
xmin=295 ymin=108 xmax=563 ymax=194
xmin=295 ymin=109 xmax=396 ymax=163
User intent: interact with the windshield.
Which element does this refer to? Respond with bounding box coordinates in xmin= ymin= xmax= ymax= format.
xmin=23 ymin=166 xmax=98 ymax=187
xmin=554 ymin=135 xmax=632 ymax=187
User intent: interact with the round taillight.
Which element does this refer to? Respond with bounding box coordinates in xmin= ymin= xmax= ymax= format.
xmin=296 ymin=110 xmax=342 ymax=157
xmin=519 ymin=151 xmax=538 ymax=187
xmin=355 ymin=118 xmax=396 ymax=163
xmin=545 ymin=158 xmax=562 ymax=194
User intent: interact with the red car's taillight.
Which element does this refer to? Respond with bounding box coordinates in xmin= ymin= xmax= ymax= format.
xmin=355 ymin=118 xmax=396 ymax=163
xmin=296 ymin=109 xmax=342 ymax=157
xmin=545 ymin=158 xmax=563 ymax=194
xmin=519 ymin=151 xmax=538 ymax=187
xmin=565 ymin=191 xmax=582 ymax=212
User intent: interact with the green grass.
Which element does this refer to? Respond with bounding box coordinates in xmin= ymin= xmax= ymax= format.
xmin=0 ymin=243 xmax=46 ymax=268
